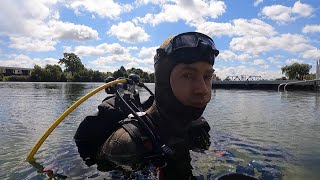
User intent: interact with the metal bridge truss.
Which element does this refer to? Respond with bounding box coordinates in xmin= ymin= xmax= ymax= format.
xmin=224 ymin=75 xmax=262 ymax=81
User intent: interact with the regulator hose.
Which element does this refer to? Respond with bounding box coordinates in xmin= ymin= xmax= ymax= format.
xmin=26 ymin=79 xmax=127 ymax=162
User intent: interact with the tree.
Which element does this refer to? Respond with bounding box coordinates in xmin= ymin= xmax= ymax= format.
xmin=44 ymin=64 xmax=63 ymax=81
xmin=281 ymin=63 xmax=312 ymax=80
xmin=113 ymin=66 xmax=127 ymax=78
xmin=304 ymin=73 xmax=316 ymax=80
xmin=59 ymin=53 xmax=85 ymax=76
xmin=148 ymin=73 xmax=154 ymax=83
xmin=30 ymin=65 xmax=45 ymax=81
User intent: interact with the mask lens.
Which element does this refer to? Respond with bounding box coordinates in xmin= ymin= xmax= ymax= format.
xmin=174 ymin=34 xmax=198 ymax=50
xmin=197 ymin=33 xmax=215 ymax=47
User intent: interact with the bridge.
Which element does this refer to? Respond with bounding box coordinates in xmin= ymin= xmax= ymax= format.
xmin=213 ymin=60 xmax=320 ymax=91
xmin=224 ymin=75 xmax=263 ymax=81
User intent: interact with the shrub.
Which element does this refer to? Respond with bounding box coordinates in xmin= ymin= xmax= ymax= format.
xmin=3 ymin=75 xmax=30 ymax=81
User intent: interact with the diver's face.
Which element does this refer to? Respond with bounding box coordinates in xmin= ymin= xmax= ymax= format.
xmin=170 ymin=61 xmax=213 ymax=108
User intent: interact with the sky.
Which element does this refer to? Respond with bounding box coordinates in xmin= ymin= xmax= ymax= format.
xmin=0 ymin=0 xmax=319 ymax=80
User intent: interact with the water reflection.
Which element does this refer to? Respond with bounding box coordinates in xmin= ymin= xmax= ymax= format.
xmin=44 ymin=84 xmax=62 ymax=90
xmin=1 ymin=83 xmax=320 ymax=179
xmin=64 ymin=83 xmax=86 ymax=102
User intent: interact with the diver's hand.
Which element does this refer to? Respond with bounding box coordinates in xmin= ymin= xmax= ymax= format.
xmin=188 ymin=117 xmax=211 ymax=151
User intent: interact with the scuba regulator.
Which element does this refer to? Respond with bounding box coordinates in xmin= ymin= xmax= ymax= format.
xmin=106 ymin=74 xmax=174 ymax=168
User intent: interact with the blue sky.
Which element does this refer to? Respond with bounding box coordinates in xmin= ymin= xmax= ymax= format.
xmin=0 ymin=0 xmax=319 ymax=79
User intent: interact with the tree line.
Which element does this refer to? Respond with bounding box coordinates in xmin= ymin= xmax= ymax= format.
xmin=279 ymin=62 xmax=316 ymax=80
xmin=0 ymin=53 xmax=318 ymax=82
xmin=1 ymin=53 xmax=155 ymax=83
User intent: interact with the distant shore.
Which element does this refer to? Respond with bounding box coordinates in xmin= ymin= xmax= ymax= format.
xmin=212 ymin=80 xmax=320 ymax=91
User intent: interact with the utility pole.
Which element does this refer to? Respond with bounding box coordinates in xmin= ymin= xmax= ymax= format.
xmin=317 ymin=59 xmax=320 ymax=79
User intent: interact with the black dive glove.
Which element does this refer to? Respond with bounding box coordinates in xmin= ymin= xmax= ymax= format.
xmin=188 ymin=117 xmax=211 ymax=151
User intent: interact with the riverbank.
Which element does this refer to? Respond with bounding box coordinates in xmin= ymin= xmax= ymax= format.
xmin=212 ymin=80 xmax=320 ymax=91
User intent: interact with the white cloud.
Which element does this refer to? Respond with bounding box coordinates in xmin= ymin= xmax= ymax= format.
xmin=88 ymin=64 xmax=118 ymax=73
xmin=137 ymin=58 xmax=154 ymax=65
xmin=261 ymin=1 xmax=314 ymax=23
xmin=302 ymin=25 xmax=320 ymax=33
xmin=232 ymin=19 xmax=276 ymax=37
xmin=91 ymin=54 xmax=137 ymax=65
xmin=47 ymin=20 xmax=99 ymax=41
xmin=215 ymin=65 xmax=282 ymax=80
xmin=135 ymin=0 xmax=226 ymax=26
xmin=128 ymin=46 xmax=139 ymax=51
xmin=292 ymin=1 xmax=313 ymax=17
xmin=302 ymin=48 xmax=320 ymax=59
xmin=107 ymin=21 xmax=150 ymax=43
xmin=268 ymin=57 xmax=281 ymax=64
xmin=138 ymin=46 xmax=158 ymax=59
xmin=254 ymin=0 xmax=263 ymax=7
xmin=66 ymin=0 xmax=133 ymax=19
xmin=217 ymin=50 xmax=254 ymax=62
xmin=230 ymin=33 xmax=313 ymax=55
xmin=51 ymin=11 xmax=60 ymax=20
xmin=261 ymin=5 xmax=293 ymax=22
xmin=197 ymin=22 xmax=234 ymax=37
xmin=285 ymin=58 xmax=304 ymax=64
xmin=0 ymin=0 xmax=99 ymax=49
xmin=89 ymin=53 xmax=155 ymax=73
xmin=230 ymin=36 xmax=271 ymax=55
xmin=0 ymin=54 xmax=58 ymax=68
xmin=72 ymin=43 xmax=129 ymax=56
xmin=197 ymin=18 xmax=276 ymax=37
xmin=253 ymin=59 xmax=266 ymax=65
xmin=238 ymin=54 xmax=254 ymax=61
xmin=135 ymin=0 xmax=167 ymax=5
xmin=219 ymin=50 xmax=237 ymax=61
xmin=272 ymin=34 xmax=313 ymax=52
xmin=9 ymin=36 xmax=57 ymax=52
xmin=0 ymin=0 xmax=56 ymax=35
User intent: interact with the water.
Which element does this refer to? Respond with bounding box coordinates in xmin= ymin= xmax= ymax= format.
xmin=0 ymin=82 xmax=319 ymax=179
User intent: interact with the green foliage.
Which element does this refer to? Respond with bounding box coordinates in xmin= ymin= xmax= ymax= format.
xmin=30 ymin=65 xmax=65 ymax=82
xmin=59 ymin=53 xmax=85 ymax=76
xmin=3 ymin=75 xmax=29 ymax=81
xmin=44 ymin=64 xmax=63 ymax=81
xmin=281 ymin=63 xmax=312 ymax=80
xmin=304 ymin=73 xmax=316 ymax=80
xmin=30 ymin=65 xmax=46 ymax=81
xmin=4 ymin=53 xmax=155 ymax=83
xmin=67 ymin=68 xmax=108 ymax=82
xmin=127 ymin=67 xmax=154 ymax=82
xmin=113 ymin=66 xmax=127 ymax=78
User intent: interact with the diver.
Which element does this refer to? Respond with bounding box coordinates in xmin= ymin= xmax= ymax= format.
xmin=74 ymin=32 xmax=256 ymax=179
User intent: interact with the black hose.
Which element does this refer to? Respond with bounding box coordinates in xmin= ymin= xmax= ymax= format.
xmin=115 ymin=89 xmax=158 ymax=145
xmin=139 ymin=83 xmax=154 ymax=96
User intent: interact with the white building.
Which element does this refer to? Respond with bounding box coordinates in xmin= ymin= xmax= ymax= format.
xmin=0 ymin=66 xmax=32 ymax=76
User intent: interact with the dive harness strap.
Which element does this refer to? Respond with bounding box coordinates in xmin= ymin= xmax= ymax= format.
xmin=120 ymin=118 xmax=168 ymax=169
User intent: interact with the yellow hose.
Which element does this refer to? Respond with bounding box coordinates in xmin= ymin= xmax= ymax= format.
xmin=26 ymin=79 xmax=127 ymax=161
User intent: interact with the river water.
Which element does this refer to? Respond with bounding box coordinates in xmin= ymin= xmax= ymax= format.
xmin=0 ymin=82 xmax=319 ymax=179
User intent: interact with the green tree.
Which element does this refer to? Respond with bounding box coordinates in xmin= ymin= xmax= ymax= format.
xmin=148 ymin=73 xmax=154 ymax=83
xmin=113 ymin=66 xmax=127 ymax=78
xmin=281 ymin=63 xmax=312 ymax=80
xmin=44 ymin=64 xmax=63 ymax=81
xmin=304 ymin=73 xmax=316 ymax=80
xmin=58 ymin=53 xmax=85 ymax=76
xmin=30 ymin=65 xmax=45 ymax=81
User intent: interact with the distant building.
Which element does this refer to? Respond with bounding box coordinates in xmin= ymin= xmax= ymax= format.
xmin=0 ymin=66 xmax=32 ymax=76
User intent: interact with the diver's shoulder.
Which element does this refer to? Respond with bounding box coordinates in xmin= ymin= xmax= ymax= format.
xmin=103 ymin=127 xmax=137 ymax=153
